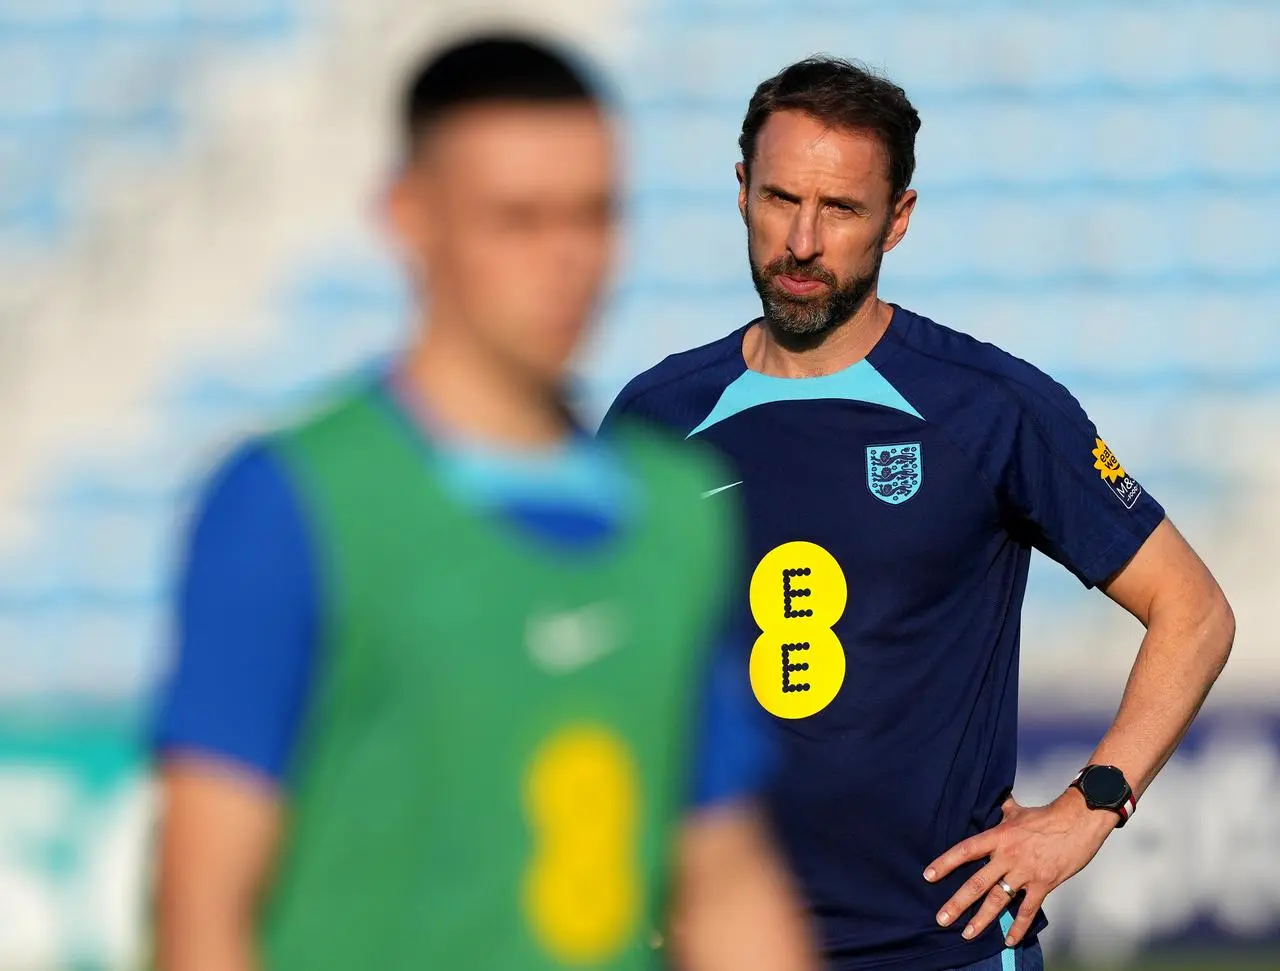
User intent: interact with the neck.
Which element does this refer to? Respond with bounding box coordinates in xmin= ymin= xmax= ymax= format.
xmin=745 ymin=295 xmax=895 ymax=378
xmin=397 ymin=311 xmax=571 ymax=451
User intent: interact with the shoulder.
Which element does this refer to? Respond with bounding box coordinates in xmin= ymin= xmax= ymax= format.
xmin=195 ymin=440 xmax=301 ymax=534
xmin=879 ymin=306 xmax=1088 ymax=426
xmin=270 ymin=379 xmax=388 ymax=458
xmin=184 ymin=439 xmax=316 ymax=599
xmin=188 ymin=385 xmax=387 ymax=558
xmin=603 ymin=327 xmax=749 ymax=436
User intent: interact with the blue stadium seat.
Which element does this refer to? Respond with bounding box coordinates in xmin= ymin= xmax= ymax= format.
xmin=1190 ymin=5 xmax=1280 ymax=86
xmin=1083 ymin=101 xmax=1190 ymax=183
xmin=67 ymin=602 xmax=159 ymax=694
xmin=69 ymin=37 xmax=185 ymax=129
xmin=628 ymin=106 xmax=739 ymax=194
xmin=52 ymin=499 xmax=171 ymax=601
xmin=0 ymin=605 xmax=64 ymax=693
xmin=627 ymin=203 xmax=743 ymax=288
xmin=91 ymin=0 xmax=187 ymax=30
xmin=0 ymin=131 xmax=66 ymax=242
xmin=0 ymin=42 xmax=66 ymax=123
xmin=0 ymin=527 xmax=65 ymax=609
xmin=1186 ymin=193 xmax=1280 ymax=276
xmin=1084 ymin=8 xmax=1199 ymax=90
xmin=0 ymin=0 xmax=89 ymax=29
xmin=902 ymin=10 xmax=1096 ymax=93
xmin=184 ymin=0 xmax=298 ymax=36
xmin=1193 ymin=99 xmax=1280 ymax=180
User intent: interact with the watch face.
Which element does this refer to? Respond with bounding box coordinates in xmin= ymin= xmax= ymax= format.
xmin=1082 ymin=766 xmax=1128 ymax=807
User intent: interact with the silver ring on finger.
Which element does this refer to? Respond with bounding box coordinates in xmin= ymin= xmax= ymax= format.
xmin=996 ymin=879 xmax=1017 ymax=898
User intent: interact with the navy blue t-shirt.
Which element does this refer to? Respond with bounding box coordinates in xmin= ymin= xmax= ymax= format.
xmin=602 ymin=306 xmax=1165 ymax=971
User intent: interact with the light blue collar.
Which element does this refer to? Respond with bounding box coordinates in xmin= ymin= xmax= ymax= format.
xmin=689 ymin=357 xmax=922 ymax=437
xmin=379 ymin=375 xmax=635 ymax=519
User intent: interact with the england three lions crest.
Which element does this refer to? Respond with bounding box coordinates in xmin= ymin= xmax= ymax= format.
xmin=866 ymin=443 xmax=922 ymax=505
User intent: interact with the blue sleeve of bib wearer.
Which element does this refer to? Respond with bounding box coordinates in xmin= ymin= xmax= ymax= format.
xmin=688 ymin=628 xmax=777 ymax=809
xmin=152 ymin=444 xmax=320 ymax=786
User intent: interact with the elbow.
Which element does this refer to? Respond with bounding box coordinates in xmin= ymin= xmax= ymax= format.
xmin=1203 ymin=584 xmax=1236 ymax=676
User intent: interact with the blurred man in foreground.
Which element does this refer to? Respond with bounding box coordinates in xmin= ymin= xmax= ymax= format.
xmin=152 ymin=35 xmax=815 ymax=971
xmin=604 ymin=57 xmax=1235 ymax=970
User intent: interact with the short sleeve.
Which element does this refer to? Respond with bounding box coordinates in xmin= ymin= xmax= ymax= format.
xmin=598 ymin=375 xmax=678 ymax=437
xmin=687 ymin=624 xmax=777 ymax=810
xmin=1000 ymin=378 xmax=1166 ymax=588
xmin=151 ymin=444 xmax=320 ymax=785
xmin=598 ymin=389 xmax=640 ymax=436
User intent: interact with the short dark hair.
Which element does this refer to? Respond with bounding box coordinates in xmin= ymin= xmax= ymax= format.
xmin=739 ymin=57 xmax=921 ymax=200
xmin=401 ymin=34 xmax=602 ymax=155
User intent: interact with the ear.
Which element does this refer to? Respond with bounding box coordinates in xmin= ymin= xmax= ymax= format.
xmin=385 ymin=165 xmax=434 ymax=277
xmin=882 ymin=188 xmax=917 ymax=254
xmin=735 ymin=162 xmax=749 ymax=227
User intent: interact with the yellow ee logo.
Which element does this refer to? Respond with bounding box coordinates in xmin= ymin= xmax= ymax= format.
xmin=523 ymin=724 xmax=640 ymax=964
xmin=748 ymin=541 xmax=847 ymax=719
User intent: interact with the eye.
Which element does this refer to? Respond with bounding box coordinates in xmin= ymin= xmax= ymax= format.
xmin=760 ymin=188 xmax=797 ymax=205
xmin=827 ymin=201 xmax=856 ymax=214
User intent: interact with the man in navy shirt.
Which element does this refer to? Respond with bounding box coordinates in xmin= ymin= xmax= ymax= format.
xmin=603 ymin=57 xmax=1235 ymax=971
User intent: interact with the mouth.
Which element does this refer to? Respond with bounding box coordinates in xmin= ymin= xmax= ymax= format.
xmin=774 ymin=273 xmax=829 ymax=297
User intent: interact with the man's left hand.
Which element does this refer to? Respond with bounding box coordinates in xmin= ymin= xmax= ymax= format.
xmin=923 ymin=790 xmax=1118 ymax=947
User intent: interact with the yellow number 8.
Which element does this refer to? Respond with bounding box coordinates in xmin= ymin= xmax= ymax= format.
xmin=523 ymin=724 xmax=640 ymax=964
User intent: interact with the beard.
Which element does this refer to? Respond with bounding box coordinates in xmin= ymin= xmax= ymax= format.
xmin=749 ymin=244 xmax=884 ymax=343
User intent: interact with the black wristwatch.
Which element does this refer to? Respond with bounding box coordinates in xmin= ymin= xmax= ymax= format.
xmin=1069 ymin=764 xmax=1136 ymax=828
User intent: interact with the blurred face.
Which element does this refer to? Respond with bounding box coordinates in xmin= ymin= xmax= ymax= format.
xmin=392 ymin=101 xmax=617 ymax=383
xmin=738 ymin=110 xmax=915 ymax=338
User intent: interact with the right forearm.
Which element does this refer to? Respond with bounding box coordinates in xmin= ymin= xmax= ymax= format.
xmin=155 ymin=910 xmax=259 ymax=971
xmin=672 ymin=869 xmax=817 ymax=971
xmin=155 ymin=762 xmax=282 ymax=971
xmin=673 ymin=806 xmax=819 ymax=971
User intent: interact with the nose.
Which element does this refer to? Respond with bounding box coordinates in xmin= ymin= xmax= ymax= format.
xmin=787 ymin=203 xmax=822 ymax=263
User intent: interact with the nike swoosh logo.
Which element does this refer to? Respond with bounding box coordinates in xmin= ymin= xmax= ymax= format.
xmin=700 ymin=481 xmax=743 ymax=499
xmin=533 ymin=638 xmax=615 ymax=674
xmin=527 ymin=602 xmax=622 ymax=674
